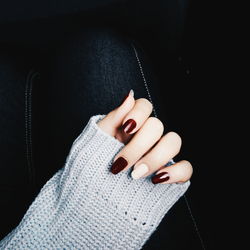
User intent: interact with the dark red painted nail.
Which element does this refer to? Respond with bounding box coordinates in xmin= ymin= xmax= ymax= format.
xmin=111 ymin=157 xmax=128 ymax=174
xmin=152 ymin=172 xmax=170 ymax=184
xmin=121 ymin=119 xmax=136 ymax=133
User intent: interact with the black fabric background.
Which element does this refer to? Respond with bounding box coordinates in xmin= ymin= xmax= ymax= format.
xmin=0 ymin=0 xmax=236 ymax=248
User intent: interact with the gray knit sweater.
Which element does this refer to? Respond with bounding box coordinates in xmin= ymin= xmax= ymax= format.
xmin=0 ymin=114 xmax=190 ymax=250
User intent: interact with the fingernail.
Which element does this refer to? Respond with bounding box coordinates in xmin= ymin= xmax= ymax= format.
xmin=131 ymin=163 xmax=149 ymax=179
xmin=121 ymin=119 xmax=136 ymax=133
xmin=111 ymin=157 xmax=128 ymax=174
xmin=151 ymin=172 xmax=170 ymax=184
xmin=120 ymin=89 xmax=134 ymax=106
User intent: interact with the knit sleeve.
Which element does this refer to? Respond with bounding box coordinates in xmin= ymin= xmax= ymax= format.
xmin=0 ymin=114 xmax=190 ymax=250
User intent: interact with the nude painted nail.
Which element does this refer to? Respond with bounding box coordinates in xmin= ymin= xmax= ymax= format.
xmin=131 ymin=163 xmax=149 ymax=179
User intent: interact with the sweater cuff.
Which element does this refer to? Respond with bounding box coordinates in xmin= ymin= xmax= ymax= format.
xmin=58 ymin=114 xmax=125 ymax=187
xmin=66 ymin=114 xmax=125 ymax=167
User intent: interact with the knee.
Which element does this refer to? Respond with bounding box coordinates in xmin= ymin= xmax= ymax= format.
xmin=62 ymin=28 xmax=136 ymax=65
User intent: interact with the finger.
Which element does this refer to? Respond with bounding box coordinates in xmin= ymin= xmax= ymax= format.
xmin=131 ymin=132 xmax=182 ymax=179
xmin=151 ymin=160 xmax=193 ymax=184
xmin=97 ymin=89 xmax=135 ymax=136
xmin=121 ymin=98 xmax=153 ymax=134
xmin=110 ymin=117 xmax=164 ymax=174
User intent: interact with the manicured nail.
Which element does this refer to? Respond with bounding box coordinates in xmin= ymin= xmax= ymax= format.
xmin=131 ymin=163 xmax=149 ymax=179
xmin=120 ymin=89 xmax=134 ymax=105
xmin=121 ymin=119 xmax=136 ymax=133
xmin=151 ymin=172 xmax=170 ymax=184
xmin=111 ymin=157 xmax=128 ymax=174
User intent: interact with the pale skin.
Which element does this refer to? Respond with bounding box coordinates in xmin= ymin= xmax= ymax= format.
xmin=97 ymin=89 xmax=193 ymax=184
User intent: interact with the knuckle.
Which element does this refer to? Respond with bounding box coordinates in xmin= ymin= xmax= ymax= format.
xmin=108 ymin=109 xmax=120 ymax=122
xmin=181 ymin=160 xmax=193 ymax=179
xmin=137 ymin=98 xmax=153 ymax=112
xmin=109 ymin=109 xmax=118 ymax=118
xmin=168 ymin=131 xmax=182 ymax=148
xmin=147 ymin=117 xmax=164 ymax=133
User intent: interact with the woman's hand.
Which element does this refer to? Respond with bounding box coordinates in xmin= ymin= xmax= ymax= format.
xmin=97 ymin=90 xmax=193 ymax=184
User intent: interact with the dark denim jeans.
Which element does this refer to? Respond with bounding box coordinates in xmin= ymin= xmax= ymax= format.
xmin=0 ymin=29 xmax=204 ymax=249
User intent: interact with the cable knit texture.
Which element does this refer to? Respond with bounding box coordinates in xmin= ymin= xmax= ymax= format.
xmin=0 ymin=114 xmax=190 ymax=250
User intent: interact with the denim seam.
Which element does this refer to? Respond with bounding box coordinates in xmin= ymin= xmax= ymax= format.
xmin=25 ymin=69 xmax=39 ymax=187
xmin=131 ymin=45 xmax=157 ymax=118
xmin=131 ymin=43 xmax=206 ymax=250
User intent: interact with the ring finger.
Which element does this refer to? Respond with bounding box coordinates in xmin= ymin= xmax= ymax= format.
xmin=131 ymin=131 xmax=182 ymax=179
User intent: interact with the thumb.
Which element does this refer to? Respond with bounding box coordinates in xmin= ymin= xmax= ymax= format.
xmin=97 ymin=89 xmax=135 ymax=136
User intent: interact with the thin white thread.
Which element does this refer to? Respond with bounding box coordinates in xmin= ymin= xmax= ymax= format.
xmin=131 ymin=43 xmax=206 ymax=250
xmin=131 ymin=44 xmax=157 ymax=118
xmin=25 ymin=70 xmax=32 ymax=184
xmin=184 ymin=195 xmax=206 ymax=250
xmin=25 ymin=70 xmax=39 ymax=186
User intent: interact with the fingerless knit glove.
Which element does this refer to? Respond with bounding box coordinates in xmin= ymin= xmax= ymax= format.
xmin=0 ymin=114 xmax=190 ymax=250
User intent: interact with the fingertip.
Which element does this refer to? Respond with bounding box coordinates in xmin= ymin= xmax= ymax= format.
xmin=119 ymin=89 xmax=134 ymax=107
xmin=130 ymin=89 xmax=134 ymax=98
xmin=97 ymin=90 xmax=135 ymax=136
xmin=114 ymin=89 xmax=135 ymax=119
xmin=152 ymin=160 xmax=193 ymax=184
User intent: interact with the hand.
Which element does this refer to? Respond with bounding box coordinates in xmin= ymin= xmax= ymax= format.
xmin=97 ymin=90 xmax=193 ymax=184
